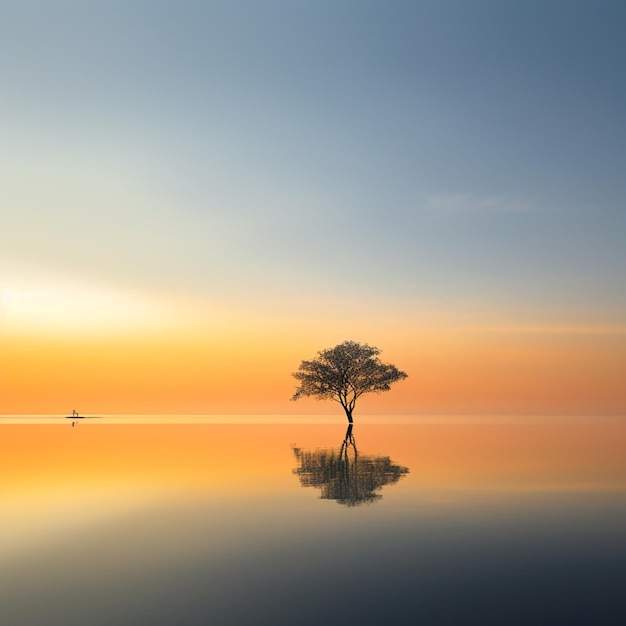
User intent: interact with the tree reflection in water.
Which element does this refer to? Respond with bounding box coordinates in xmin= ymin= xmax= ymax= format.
xmin=292 ymin=425 xmax=409 ymax=507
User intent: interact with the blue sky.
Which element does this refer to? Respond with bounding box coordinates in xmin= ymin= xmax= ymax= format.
xmin=2 ymin=0 xmax=624 ymax=326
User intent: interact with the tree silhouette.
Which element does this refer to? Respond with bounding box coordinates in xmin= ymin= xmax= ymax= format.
xmin=291 ymin=340 xmax=407 ymax=423
xmin=292 ymin=425 xmax=409 ymax=507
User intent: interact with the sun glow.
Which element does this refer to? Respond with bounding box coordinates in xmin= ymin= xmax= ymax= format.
xmin=1 ymin=284 xmax=166 ymax=333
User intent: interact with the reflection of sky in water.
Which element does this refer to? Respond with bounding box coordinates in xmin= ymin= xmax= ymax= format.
xmin=1 ymin=419 xmax=625 ymax=625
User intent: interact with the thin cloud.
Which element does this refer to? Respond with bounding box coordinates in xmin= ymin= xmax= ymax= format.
xmin=482 ymin=325 xmax=626 ymax=336
xmin=424 ymin=193 xmax=537 ymax=216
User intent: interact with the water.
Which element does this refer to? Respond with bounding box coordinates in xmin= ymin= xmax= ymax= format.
xmin=2 ymin=416 xmax=625 ymax=625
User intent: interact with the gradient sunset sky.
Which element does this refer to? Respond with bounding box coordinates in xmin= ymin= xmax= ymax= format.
xmin=1 ymin=0 xmax=625 ymax=415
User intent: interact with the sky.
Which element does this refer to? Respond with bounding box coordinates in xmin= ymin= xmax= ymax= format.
xmin=1 ymin=0 xmax=625 ymax=415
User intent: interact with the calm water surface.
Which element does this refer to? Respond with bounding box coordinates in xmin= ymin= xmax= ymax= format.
xmin=1 ymin=416 xmax=625 ymax=625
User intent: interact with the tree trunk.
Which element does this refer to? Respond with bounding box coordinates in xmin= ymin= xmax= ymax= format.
xmin=343 ymin=406 xmax=353 ymax=424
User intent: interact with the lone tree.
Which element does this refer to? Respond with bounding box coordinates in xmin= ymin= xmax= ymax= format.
xmin=291 ymin=340 xmax=408 ymax=423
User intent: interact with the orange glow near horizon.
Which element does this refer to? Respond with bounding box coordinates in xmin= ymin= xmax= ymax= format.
xmin=2 ymin=308 xmax=625 ymax=414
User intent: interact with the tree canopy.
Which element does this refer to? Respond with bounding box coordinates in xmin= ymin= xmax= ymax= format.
xmin=291 ymin=340 xmax=407 ymax=423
